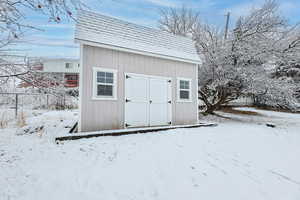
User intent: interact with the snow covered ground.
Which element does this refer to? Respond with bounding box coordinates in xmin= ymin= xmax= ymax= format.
xmin=1 ymin=107 xmax=300 ymax=200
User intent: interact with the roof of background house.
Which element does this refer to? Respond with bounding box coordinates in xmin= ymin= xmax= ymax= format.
xmin=75 ymin=10 xmax=201 ymax=64
xmin=29 ymin=57 xmax=79 ymax=63
xmin=41 ymin=58 xmax=79 ymax=62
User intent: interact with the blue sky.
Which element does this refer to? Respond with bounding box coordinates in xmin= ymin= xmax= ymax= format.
xmin=17 ymin=0 xmax=300 ymax=58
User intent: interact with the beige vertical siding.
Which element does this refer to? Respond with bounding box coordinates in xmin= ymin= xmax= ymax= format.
xmin=80 ymin=44 xmax=198 ymax=132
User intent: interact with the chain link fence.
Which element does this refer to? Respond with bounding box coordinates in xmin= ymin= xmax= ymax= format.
xmin=0 ymin=93 xmax=78 ymax=119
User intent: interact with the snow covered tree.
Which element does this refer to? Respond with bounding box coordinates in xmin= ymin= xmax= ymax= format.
xmin=0 ymin=0 xmax=84 ymax=83
xmin=195 ymin=24 xmax=245 ymax=113
xmin=198 ymin=1 xmax=299 ymax=112
xmin=270 ymin=27 xmax=300 ymax=103
xmin=158 ymin=6 xmax=200 ymax=37
xmin=1 ymin=0 xmax=82 ymax=42
xmin=159 ymin=0 xmax=300 ymax=113
xmin=0 ymin=0 xmax=87 ymax=111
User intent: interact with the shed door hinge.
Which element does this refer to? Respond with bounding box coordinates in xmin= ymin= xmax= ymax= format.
xmin=168 ymin=100 xmax=171 ymax=104
xmin=168 ymin=80 xmax=171 ymax=83
xmin=168 ymin=121 xmax=172 ymax=125
xmin=125 ymin=123 xmax=130 ymax=127
xmin=126 ymin=75 xmax=131 ymax=79
xmin=126 ymin=98 xmax=131 ymax=102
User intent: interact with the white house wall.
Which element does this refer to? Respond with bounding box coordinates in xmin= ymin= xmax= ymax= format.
xmin=80 ymin=44 xmax=198 ymax=132
xmin=42 ymin=59 xmax=80 ymax=73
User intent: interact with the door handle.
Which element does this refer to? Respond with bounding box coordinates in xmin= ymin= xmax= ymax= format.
xmin=149 ymin=100 xmax=152 ymax=104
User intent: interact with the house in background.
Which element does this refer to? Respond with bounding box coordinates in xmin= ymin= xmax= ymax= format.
xmin=75 ymin=10 xmax=201 ymax=132
xmin=30 ymin=58 xmax=80 ymax=88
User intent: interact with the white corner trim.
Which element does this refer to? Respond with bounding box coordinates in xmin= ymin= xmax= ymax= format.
xmin=78 ymin=44 xmax=84 ymax=132
xmin=92 ymin=67 xmax=118 ymax=101
xmin=196 ymin=65 xmax=200 ymax=122
xmin=177 ymin=77 xmax=193 ymax=103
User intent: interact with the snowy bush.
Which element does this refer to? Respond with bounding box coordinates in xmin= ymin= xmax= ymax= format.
xmin=271 ymin=61 xmax=300 ymax=103
xmin=253 ymin=79 xmax=299 ymax=111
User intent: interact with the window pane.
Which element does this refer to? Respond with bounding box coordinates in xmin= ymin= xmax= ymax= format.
xmin=106 ymin=77 xmax=113 ymax=84
xmin=106 ymin=72 xmax=113 ymax=78
xmin=105 ymin=72 xmax=114 ymax=84
xmin=97 ymin=72 xmax=105 ymax=83
xmin=180 ymin=80 xmax=189 ymax=89
xmin=180 ymin=80 xmax=184 ymax=89
xmin=97 ymin=84 xmax=113 ymax=96
xmin=97 ymin=72 xmax=105 ymax=77
xmin=97 ymin=85 xmax=105 ymax=96
xmin=105 ymin=85 xmax=113 ymax=96
xmin=185 ymin=81 xmax=189 ymax=89
xmin=97 ymin=71 xmax=114 ymax=84
xmin=180 ymin=90 xmax=189 ymax=99
xmin=97 ymin=77 xmax=105 ymax=83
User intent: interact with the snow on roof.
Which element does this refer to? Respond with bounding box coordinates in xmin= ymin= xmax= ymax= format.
xmin=75 ymin=10 xmax=201 ymax=64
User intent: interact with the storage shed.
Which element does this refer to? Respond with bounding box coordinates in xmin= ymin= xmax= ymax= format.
xmin=75 ymin=10 xmax=201 ymax=132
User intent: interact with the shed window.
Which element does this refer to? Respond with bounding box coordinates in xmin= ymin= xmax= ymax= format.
xmin=177 ymin=78 xmax=192 ymax=102
xmin=97 ymin=71 xmax=113 ymax=96
xmin=93 ymin=67 xmax=117 ymax=100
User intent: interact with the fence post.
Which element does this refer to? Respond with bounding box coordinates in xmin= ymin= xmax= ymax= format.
xmin=46 ymin=94 xmax=49 ymax=109
xmin=15 ymin=94 xmax=18 ymax=118
xmin=64 ymin=94 xmax=66 ymax=109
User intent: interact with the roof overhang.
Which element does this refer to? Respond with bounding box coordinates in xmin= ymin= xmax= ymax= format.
xmin=75 ymin=38 xmax=202 ymax=65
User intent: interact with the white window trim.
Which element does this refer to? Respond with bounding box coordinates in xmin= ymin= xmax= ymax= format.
xmin=92 ymin=67 xmax=118 ymax=101
xmin=177 ymin=77 xmax=192 ymax=103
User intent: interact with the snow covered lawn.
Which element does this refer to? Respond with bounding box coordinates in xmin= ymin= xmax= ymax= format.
xmin=1 ymin=107 xmax=300 ymax=200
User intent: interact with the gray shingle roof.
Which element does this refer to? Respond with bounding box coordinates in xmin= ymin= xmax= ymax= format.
xmin=75 ymin=10 xmax=200 ymax=64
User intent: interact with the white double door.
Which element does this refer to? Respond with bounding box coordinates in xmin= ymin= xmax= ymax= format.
xmin=125 ymin=73 xmax=172 ymax=128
